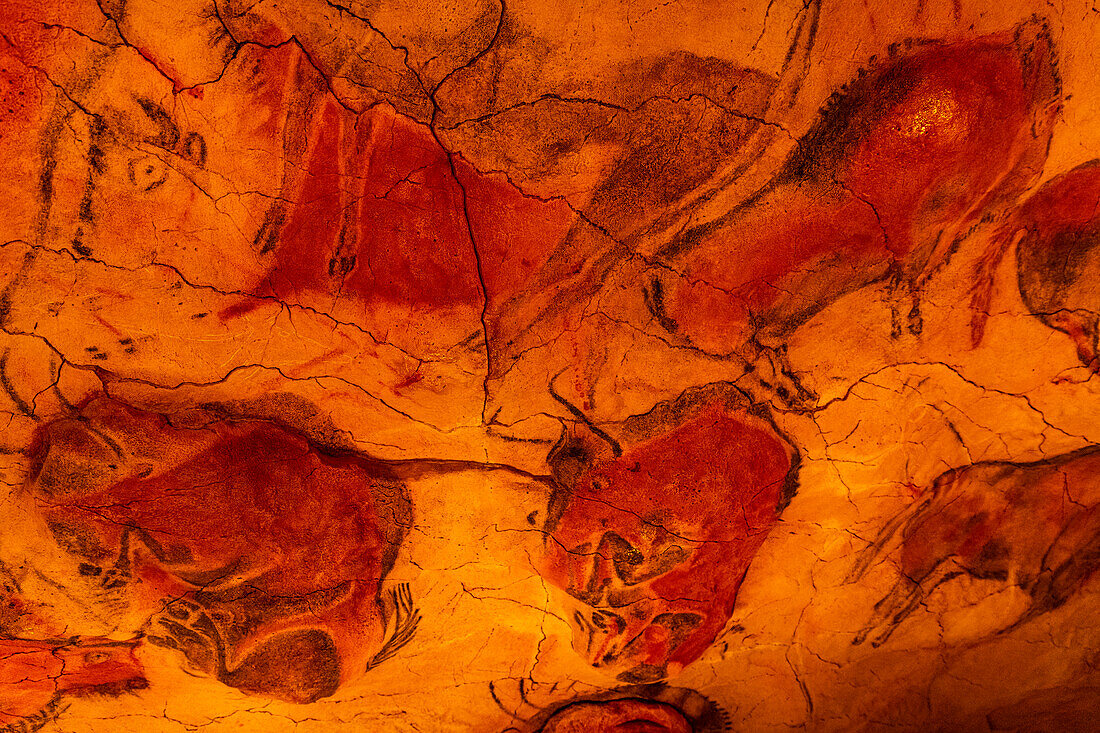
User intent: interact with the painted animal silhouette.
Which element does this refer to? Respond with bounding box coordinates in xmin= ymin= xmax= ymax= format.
xmin=539 ymin=383 xmax=799 ymax=682
xmin=492 ymin=682 xmax=730 ymax=733
xmin=848 ymin=446 xmax=1100 ymax=647
xmin=494 ymin=17 xmax=1060 ymax=378
xmin=649 ymin=18 xmax=1059 ymax=352
xmin=24 ymin=396 xmax=417 ymax=703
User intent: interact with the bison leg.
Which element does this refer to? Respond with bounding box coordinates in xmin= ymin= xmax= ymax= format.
xmin=220 ymin=628 xmax=341 ymax=704
xmin=854 ymin=564 xmax=964 ymax=647
xmin=252 ymin=53 xmax=328 ymax=255
xmin=147 ymin=597 xmax=341 ymax=703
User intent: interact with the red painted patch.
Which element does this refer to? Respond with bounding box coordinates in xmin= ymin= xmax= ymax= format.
xmin=456 ymin=161 xmax=576 ymax=310
xmin=669 ymin=191 xmax=887 ymax=352
xmin=540 ymin=403 xmax=794 ymax=682
xmin=1010 ymin=162 xmax=1100 ymax=237
xmin=259 ymin=99 xmax=345 ymax=303
xmin=971 ymin=160 xmax=1100 ymax=360
xmin=0 ymin=637 xmax=145 ymax=726
xmin=836 ymin=36 xmax=1049 ymax=258
xmin=342 ymin=108 xmax=481 ymax=306
xmin=865 ymin=448 xmax=1100 ymax=645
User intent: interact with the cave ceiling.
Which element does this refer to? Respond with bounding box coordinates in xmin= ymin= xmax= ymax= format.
xmin=1 ymin=0 xmax=1100 ymax=730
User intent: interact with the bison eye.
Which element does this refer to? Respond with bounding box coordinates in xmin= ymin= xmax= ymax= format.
xmin=127 ymin=156 xmax=168 ymax=192
xmin=182 ymin=132 xmax=207 ymax=167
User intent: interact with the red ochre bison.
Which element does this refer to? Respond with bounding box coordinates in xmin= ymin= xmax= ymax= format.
xmin=849 ymin=446 xmax=1100 ymax=647
xmin=21 ymin=396 xmax=416 ymax=704
xmin=648 ymin=19 xmax=1059 ymax=352
xmin=497 ymin=17 xmax=1060 ymax=377
xmin=537 ymin=384 xmax=799 ymax=683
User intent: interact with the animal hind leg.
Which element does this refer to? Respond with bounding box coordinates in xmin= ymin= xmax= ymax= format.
xmin=846 ymin=498 xmax=932 ymax=585
xmin=145 ymin=595 xmax=339 ymax=703
xmin=99 ymin=526 xmax=137 ymax=590
xmin=855 ymin=564 xmax=964 ymax=647
xmin=329 ymin=108 xmax=364 ymax=289
xmin=99 ymin=525 xmax=197 ymax=591
xmin=252 ymin=53 xmax=328 ymax=255
xmin=852 ymin=576 xmax=919 ymax=646
xmin=221 ymin=628 xmax=342 ymax=704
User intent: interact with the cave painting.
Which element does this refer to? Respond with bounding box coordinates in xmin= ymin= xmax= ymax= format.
xmin=0 ymin=636 xmax=147 ymax=732
xmin=23 ymin=396 xmax=414 ymax=704
xmin=640 ymin=19 xmax=1059 ymax=355
xmin=850 ymin=446 xmax=1100 ymax=647
xmin=1 ymin=0 xmax=1100 ymax=730
xmin=973 ymin=159 xmax=1100 ymax=371
xmin=539 ymin=384 xmax=798 ymax=682
xmin=524 ymin=685 xmax=728 ymax=733
xmin=491 ymin=681 xmax=729 ymax=732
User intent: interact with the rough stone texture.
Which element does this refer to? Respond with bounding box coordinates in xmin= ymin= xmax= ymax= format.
xmin=1 ymin=0 xmax=1100 ymax=730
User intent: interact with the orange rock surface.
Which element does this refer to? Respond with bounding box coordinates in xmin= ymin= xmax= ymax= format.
xmin=1 ymin=0 xmax=1100 ymax=730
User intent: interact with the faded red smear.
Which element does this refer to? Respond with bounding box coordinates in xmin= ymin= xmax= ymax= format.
xmin=0 ymin=18 xmax=57 ymax=241
xmin=900 ymin=462 xmax=1085 ymax=582
xmin=245 ymin=44 xmax=303 ymax=147
xmin=128 ymin=43 xmax=186 ymax=92
xmin=541 ymin=406 xmax=792 ymax=680
xmin=1051 ymin=312 xmax=1100 ymax=374
xmin=886 ymin=448 xmax=1100 ymax=625
xmin=0 ymin=0 xmax=107 ymax=45
xmin=456 ymin=162 xmax=576 ymax=310
xmin=538 ymin=699 xmax=691 ymax=733
xmin=259 ymin=99 xmax=345 ymax=303
xmin=0 ymin=637 xmax=146 ymax=725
